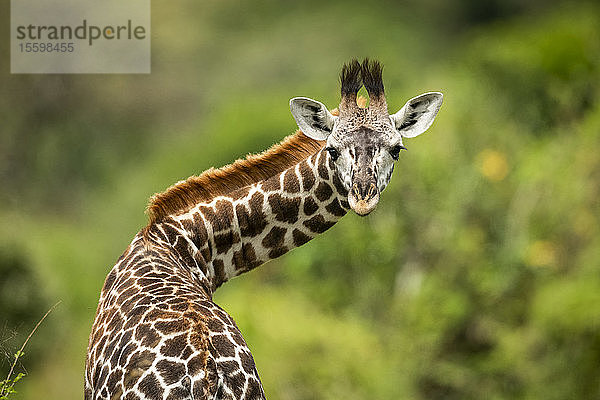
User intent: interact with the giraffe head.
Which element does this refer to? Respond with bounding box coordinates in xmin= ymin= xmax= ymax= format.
xmin=290 ymin=59 xmax=443 ymax=216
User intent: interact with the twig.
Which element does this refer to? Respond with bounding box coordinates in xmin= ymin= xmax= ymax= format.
xmin=4 ymin=301 xmax=61 ymax=384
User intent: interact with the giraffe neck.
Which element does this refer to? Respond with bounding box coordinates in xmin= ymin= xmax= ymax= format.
xmin=145 ymin=147 xmax=349 ymax=294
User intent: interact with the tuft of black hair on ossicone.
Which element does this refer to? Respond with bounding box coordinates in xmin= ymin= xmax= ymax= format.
xmin=340 ymin=59 xmax=362 ymax=96
xmin=361 ymin=58 xmax=384 ymax=96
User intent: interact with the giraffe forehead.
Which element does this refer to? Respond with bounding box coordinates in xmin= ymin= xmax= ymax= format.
xmin=333 ymin=110 xmax=396 ymax=146
xmin=332 ymin=126 xmax=395 ymax=152
xmin=337 ymin=107 xmax=392 ymax=128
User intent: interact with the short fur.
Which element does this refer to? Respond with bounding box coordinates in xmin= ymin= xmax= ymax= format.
xmin=146 ymin=117 xmax=339 ymax=224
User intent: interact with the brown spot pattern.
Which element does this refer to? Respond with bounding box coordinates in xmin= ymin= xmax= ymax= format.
xmin=303 ymin=215 xmax=336 ymax=233
xmin=214 ymin=200 xmax=234 ymax=231
xmin=187 ymin=354 xmax=207 ymax=376
xmin=214 ymin=230 xmax=240 ymax=254
xmin=317 ymin=150 xmax=329 ymax=180
xmin=160 ymin=334 xmax=187 ymax=358
xmin=299 ymin=161 xmax=315 ymax=191
xmin=200 ymin=247 xmax=211 ymax=263
xmin=332 ymin=172 xmax=349 ymax=197
xmin=262 ymin=226 xmax=286 ymax=248
xmin=268 ymin=193 xmax=301 ymax=224
xmin=292 ymin=229 xmax=311 ymax=247
xmin=155 ymin=320 xmax=190 ymax=335
xmin=268 ymin=246 xmax=288 ymax=259
xmin=124 ymin=350 xmax=155 ymax=389
xmin=236 ymin=192 xmax=267 ymax=238
xmin=230 ymin=186 xmax=251 ymax=200
xmin=212 ymin=334 xmax=236 ymax=358
xmin=232 ymin=243 xmax=259 ymax=272
xmin=156 ymin=360 xmax=186 ymax=385
xmin=213 ymin=259 xmax=226 ymax=286
xmin=200 ymin=200 xmax=234 ymax=232
xmin=138 ymin=372 xmax=163 ymax=400
xmin=283 ymin=169 xmax=300 ymax=193
xmin=135 ymin=324 xmax=161 ymax=348
xmin=314 ymin=182 xmax=333 ymax=202
xmin=303 ymin=197 xmax=319 ymax=216
xmin=261 ymin=175 xmax=281 ymax=192
xmin=325 ymin=198 xmax=347 ymax=217
xmin=239 ymin=351 xmax=255 ymax=374
xmin=191 ymin=212 xmax=209 ymax=247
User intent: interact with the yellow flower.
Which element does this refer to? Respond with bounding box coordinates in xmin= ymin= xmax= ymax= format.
xmin=526 ymin=240 xmax=558 ymax=268
xmin=477 ymin=149 xmax=509 ymax=181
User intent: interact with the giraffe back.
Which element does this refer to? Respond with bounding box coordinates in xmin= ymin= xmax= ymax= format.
xmin=85 ymin=233 xmax=265 ymax=400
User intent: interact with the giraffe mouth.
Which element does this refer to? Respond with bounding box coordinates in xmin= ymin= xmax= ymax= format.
xmin=348 ymin=182 xmax=380 ymax=216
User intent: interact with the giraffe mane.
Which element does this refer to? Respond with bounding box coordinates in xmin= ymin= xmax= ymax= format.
xmin=146 ymin=112 xmax=338 ymax=224
xmin=361 ymin=58 xmax=384 ymax=96
xmin=340 ymin=59 xmax=362 ymax=96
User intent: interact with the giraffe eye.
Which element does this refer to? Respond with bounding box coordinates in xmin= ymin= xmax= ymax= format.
xmin=326 ymin=147 xmax=340 ymax=161
xmin=389 ymin=145 xmax=406 ymax=160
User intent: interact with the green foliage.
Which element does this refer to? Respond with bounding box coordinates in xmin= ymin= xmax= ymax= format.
xmin=0 ymin=351 xmax=25 ymax=400
xmin=0 ymin=303 xmax=57 ymax=399
xmin=0 ymin=246 xmax=49 ymax=378
xmin=1 ymin=1 xmax=599 ymax=399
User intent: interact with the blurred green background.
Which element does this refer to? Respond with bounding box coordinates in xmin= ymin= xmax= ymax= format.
xmin=1 ymin=0 xmax=600 ymax=399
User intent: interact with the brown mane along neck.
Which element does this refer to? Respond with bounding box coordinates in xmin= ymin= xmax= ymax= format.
xmin=146 ymin=129 xmax=330 ymax=225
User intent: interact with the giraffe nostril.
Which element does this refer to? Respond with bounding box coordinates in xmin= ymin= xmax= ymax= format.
xmin=352 ymin=182 xmax=377 ymax=200
xmin=368 ymin=183 xmax=376 ymax=198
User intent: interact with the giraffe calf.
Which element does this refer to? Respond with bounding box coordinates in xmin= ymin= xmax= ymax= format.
xmin=85 ymin=59 xmax=442 ymax=400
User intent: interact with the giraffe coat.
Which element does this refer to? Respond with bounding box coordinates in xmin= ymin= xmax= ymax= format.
xmin=85 ymin=146 xmax=349 ymax=400
xmin=85 ymin=58 xmax=442 ymax=400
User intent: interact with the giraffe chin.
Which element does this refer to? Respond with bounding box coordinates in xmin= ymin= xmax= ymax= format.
xmin=348 ymin=192 xmax=380 ymax=216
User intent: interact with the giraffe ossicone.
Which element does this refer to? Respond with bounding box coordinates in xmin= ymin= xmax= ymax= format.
xmin=85 ymin=58 xmax=442 ymax=400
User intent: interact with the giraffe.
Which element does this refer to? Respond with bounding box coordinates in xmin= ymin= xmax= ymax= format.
xmin=85 ymin=59 xmax=442 ymax=400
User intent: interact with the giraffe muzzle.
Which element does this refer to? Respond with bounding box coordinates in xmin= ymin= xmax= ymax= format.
xmin=348 ymin=182 xmax=380 ymax=216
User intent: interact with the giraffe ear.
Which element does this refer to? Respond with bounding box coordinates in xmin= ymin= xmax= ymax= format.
xmin=390 ymin=92 xmax=443 ymax=138
xmin=290 ymin=97 xmax=336 ymax=141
